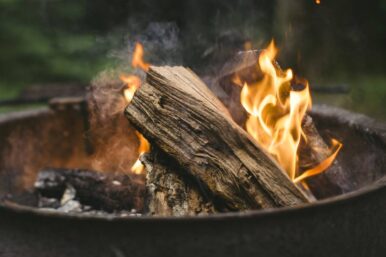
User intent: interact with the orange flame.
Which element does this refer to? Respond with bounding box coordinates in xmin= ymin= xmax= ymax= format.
xmin=294 ymin=139 xmax=342 ymax=183
xmin=131 ymin=42 xmax=150 ymax=72
xmin=131 ymin=132 xmax=151 ymax=174
xmin=240 ymin=40 xmax=341 ymax=183
xmin=120 ymin=74 xmax=141 ymax=102
xmin=121 ymin=42 xmax=150 ymax=174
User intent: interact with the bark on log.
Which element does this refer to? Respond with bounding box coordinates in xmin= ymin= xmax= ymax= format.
xmin=125 ymin=66 xmax=310 ymax=211
xmin=141 ymin=148 xmax=215 ymax=216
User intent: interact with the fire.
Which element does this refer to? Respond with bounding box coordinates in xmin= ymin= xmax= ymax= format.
xmin=131 ymin=42 xmax=150 ymax=71
xmin=315 ymin=0 xmax=321 ymax=4
xmin=294 ymin=139 xmax=342 ymax=183
xmin=130 ymin=132 xmax=151 ymax=174
xmin=120 ymin=74 xmax=141 ymax=102
xmin=121 ymin=42 xmax=150 ymax=174
xmin=239 ymin=40 xmax=341 ymax=182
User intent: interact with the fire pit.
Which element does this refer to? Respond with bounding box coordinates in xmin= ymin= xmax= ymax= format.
xmin=0 ymin=95 xmax=385 ymax=256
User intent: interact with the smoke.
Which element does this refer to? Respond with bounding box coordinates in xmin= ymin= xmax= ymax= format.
xmin=86 ymin=22 xmax=182 ymax=174
xmin=107 ymin=22 xmax=183 ymax=68
xmin=87 ymin=70 xmax=139 ymax=174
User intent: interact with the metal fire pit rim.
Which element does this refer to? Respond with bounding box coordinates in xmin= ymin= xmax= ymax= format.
xmin=0 ymin=104 xmax=385 ymax=222
xmin=0 ymin=177 xmax=385 ymax=223
xmin=310 ymin=104 xmax=386 ymax=143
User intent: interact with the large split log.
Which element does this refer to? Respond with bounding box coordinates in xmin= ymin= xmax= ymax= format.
xmin=125 ymin=66 xmax=310 ymax=211
xmin=141 ymin=148 xmax=215 ymax=216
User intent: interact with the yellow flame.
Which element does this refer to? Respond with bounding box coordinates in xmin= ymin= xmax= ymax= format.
xmin=120 ymin=74 xmax=141 ymax=102
xmin=131 ymin=132 xmax=150 ymax=174
xmin=240 ymin=40 xmax=341 ymax=183
xmin=121 ymin=42 xmax=150 ymax=174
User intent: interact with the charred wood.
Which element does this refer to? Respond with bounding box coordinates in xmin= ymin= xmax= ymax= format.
xmin=298 ymin=116 xmax=345 ymax=198
xmin=216 ymin=51 xmax=345 ymax=199
xmin=34 ymin=168 xmax=145 ymax=212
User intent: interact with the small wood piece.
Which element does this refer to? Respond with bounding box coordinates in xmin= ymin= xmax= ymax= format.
xmin=141 ymin=148 xmax=215 ymax=216
xmin=34 ymin=168 xmax=145 ymax=212
xmin=125 ymin=66 xmax=310 ymax=211
xmin=298 ymin=116 xmax=345 ymax=198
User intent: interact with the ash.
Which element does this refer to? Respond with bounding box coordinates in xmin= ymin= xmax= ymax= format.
xmin=33 ymin=168 xmax=145 ymax=217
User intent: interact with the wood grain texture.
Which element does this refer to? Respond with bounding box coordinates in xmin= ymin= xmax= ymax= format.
xmin=125 ymin=66 xmax=310 ymax=210
xmin=142 ymin=148 xmax=215 ymax=216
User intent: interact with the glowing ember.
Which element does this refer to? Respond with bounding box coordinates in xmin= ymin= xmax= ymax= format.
xmin=121 ymin=42 xmax=150 ymax=174
xmin=239 ymin=40 xmax=341 ymax=183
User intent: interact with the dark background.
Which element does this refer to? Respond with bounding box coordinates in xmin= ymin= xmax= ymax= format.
xmin=0 ymin=0 xmax=385 ymax=119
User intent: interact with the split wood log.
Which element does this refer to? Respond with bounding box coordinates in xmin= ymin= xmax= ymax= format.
xmin=125 ymin=66 xmax=310 ymax=211
xmin=141 ymin=148 xmax=215 ymax=216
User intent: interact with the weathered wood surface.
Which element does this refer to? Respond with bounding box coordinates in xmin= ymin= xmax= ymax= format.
xmin=125 ymin=66 xmax=310 ymax=211
xmin=141 ymin=148 xmax=215 ymax=216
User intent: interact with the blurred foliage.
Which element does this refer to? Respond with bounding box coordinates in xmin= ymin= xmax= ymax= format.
xmin=0 ymin=0 xmax=111 ymax=95
xmin=313 ymin=76 xmax=386 ymax=120
xmin=346 ymin=77 xmax=386 ymax=120
xmin=0 ymin=0 xmax=385 ymax=119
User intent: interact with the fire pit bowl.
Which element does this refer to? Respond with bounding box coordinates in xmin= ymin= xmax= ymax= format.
xmin=0 ymin=98 xmax=385 ymax=257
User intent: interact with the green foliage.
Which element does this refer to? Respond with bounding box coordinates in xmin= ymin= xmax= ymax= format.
xmin=0 ymin=0 xmax=384 ymax=120
xmin=347 ymin=77 xmax=386 ymax=120
xmin=0 ymin=0 xmax=109 ymax=97
xmin=313 ymin=76 xmax=386 ymax=121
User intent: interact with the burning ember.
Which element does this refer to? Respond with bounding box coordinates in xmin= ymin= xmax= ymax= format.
xmin=236 ymin=40 xmax=342 ymax=183
xmin=120 ymin=42 xmax=150 ymax=174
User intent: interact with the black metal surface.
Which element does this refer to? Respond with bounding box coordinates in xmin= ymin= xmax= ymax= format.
xmin=0 ymin=101 xmax=385 ymax=257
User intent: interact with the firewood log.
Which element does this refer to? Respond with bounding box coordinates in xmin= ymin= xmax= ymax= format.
xmin=125 ymin=66 xmax=310 ymax=211
xmin=34 ymin=168 xmax=145 ymax=212
xmin=141 ymin=148 xmax=215 ymax=216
